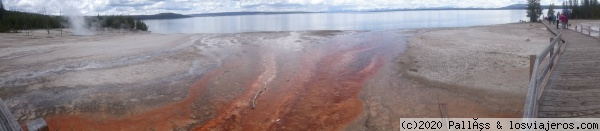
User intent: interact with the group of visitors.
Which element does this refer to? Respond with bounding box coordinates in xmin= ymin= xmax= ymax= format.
xmin=558 ymin=12 xmax=568 ymax=30
xmin=558 ymin=9 xmax=571 ymax=30
xmin=544 ymin=9 xmax=570 ymax=30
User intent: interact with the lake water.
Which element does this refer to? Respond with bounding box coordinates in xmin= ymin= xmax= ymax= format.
xmin=145 ymin=10 xmax=545 ymax=34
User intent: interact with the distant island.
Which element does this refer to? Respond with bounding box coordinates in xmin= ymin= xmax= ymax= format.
xmin=132 ymin=13 xmax=191 ymax=20
xmin=500 ymin=4 xmax=557 ymax=9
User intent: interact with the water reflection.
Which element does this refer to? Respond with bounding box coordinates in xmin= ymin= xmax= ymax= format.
xmin=145 ymin=10 xmax=539 ymax=34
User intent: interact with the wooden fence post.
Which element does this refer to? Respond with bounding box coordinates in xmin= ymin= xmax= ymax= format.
xmin=550 ymin=38 xmax=555 ymax=56
xmin=530 ymin=55 xmax=536 ymax=80
xmin=550 ymin=38 xmax=555 ymax=69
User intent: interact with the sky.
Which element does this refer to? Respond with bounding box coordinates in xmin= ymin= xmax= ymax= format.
xmin=2 ymin=0 xmax=570 ymax=15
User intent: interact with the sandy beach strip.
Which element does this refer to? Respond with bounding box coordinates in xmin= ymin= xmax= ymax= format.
xmin=403 ymin=23 xmax=552 ymax=93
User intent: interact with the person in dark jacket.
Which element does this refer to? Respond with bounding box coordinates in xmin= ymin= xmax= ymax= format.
xmin=556 ymin=12 xmax=561 ymax=29
xmin=550 ymin=14 xmax=555 ymax=25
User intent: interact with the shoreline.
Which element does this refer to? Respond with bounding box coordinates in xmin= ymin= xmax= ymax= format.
xmin=1 ymin=21 xmax=532 ymax=36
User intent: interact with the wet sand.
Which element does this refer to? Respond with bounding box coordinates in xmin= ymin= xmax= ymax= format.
xmin=0 ymin=23 xmax=553 ymax=130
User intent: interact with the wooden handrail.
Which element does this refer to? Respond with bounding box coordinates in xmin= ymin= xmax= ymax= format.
xmin=523 ymin=32 xmax=563 ymax=118
xmin=579 ymin=23 xmax=600 ymax=38
xmin=0 ymin=98 xmax=22 ymax=131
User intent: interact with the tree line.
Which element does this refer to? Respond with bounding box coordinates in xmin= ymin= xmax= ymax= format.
xmin=527 ymin=0 xmax=599 ymax=22
xmin=563 ymin=0 xmax=600 ymax=19
xmin=0 ymin=10 xmax=63 ymax=32
xmin=0 ymin=0 xmax=149 ymax=33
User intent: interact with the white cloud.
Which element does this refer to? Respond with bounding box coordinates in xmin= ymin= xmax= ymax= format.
xmin=1 ymin=0 xmax=570 ymax=15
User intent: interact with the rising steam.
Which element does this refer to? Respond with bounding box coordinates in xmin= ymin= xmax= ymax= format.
xmin=47 ymin=0 xmax=94 ymax=35
xmin=65 ymin=9 xmax=93 ymax=35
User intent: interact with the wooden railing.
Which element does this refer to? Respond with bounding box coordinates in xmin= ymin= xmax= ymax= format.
xmin=0 ymin=98 xmax=22 ymax=131
xmin=523 ymin=31 xmax=564 ymax=118
xmin=578 ymin=23 xmax=600 ymax=38
xmin=0 ymin=98 xmax=48 ymax=131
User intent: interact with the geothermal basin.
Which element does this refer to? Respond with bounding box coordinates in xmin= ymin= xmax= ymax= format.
xmin=0 ymin=26 xmax=533 ymax=130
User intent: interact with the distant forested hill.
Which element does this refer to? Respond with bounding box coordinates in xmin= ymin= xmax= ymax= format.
xmin=190 ymin=12 xmax=311 ymax=17
xmin=132 ymin=13 xmax=191 ymax=20
xmin=501 ymin=4 xmax=557 ymax=9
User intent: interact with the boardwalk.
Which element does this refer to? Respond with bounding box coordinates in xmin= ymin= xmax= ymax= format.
xmin=538 ymin=23 xmax=600 ymax=117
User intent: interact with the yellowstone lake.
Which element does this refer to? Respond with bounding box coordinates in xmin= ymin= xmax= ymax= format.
xmin=144 ymin=9 xmax=550 ymax=34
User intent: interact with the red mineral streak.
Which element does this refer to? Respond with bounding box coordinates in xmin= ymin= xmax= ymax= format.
xmin=194 ymin=44 xmax=385 ymax=130
xmin=45 ymin=34 xmax=390 ymax=130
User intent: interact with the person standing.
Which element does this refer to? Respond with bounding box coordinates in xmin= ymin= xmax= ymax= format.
xmin=550 ymin=14 xmax=555 ymax=25
xmin=556 ymin=12 xmax=561 ymax=29
xmin=562 ymin=9 xmax=570 ymax=29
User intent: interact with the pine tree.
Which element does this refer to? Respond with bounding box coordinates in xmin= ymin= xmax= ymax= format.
xmin=0 ymin=0 xmax=4 ymax=11
xmin=0 ymin=0 xmax=4 ymax=32
xmin=576 ymin=0 xmax=580 ymax=18
xmin=135 ymin=19 xmax=148 ymax=31
xmin=572 ymin=0 xmax=578 ymax=18
xmin=527 ymin=0 xmax=543 ymax=22
xmin=591 ymin=0 xmax=599 ymax=18
xmin=547 ymin=4 xmax=555 ymax=18
xmin=1 ymin=0 xmax=4 ymax=19
xmin=583 ymin=0 xmax=590 ymax=18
